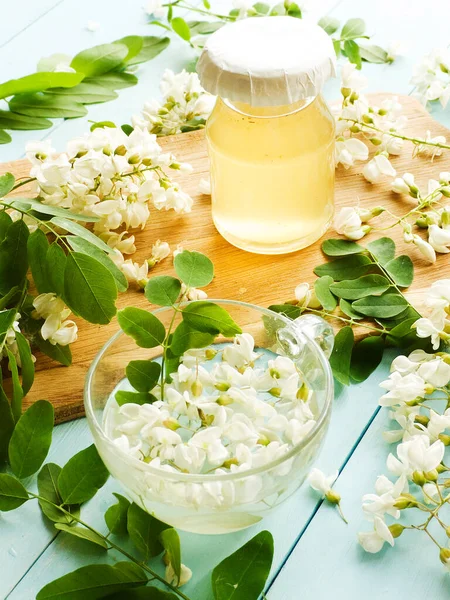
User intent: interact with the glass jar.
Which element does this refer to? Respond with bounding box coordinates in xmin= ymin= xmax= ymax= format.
xmin=85 ymin=301 xmax=334 ymax=535
xmin=198 ymin=16 xmax=336 ymax=255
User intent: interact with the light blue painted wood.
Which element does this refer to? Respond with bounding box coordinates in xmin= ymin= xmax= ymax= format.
xmin=0 ymin=0 xmax=64 ymax=50
xmin=267 ymin=400 xmax=450 ymax=599
xmin=7 ymin=358 xmax=391 ymax=599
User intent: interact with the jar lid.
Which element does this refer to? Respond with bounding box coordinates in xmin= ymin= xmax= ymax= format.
xmin=197 ymin=17 xmax=336 ymax=107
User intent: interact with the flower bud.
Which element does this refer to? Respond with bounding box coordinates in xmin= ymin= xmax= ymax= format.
xmin=349 ymin=91 xmax=360 ymax=103
xmin=137 ymin=277 xmax=149 ymax=289
xmin=414 ymin=414 xmax=430 ymax=426
xmin=142 ymin=158 xmax=153 ymax=167
xmin=114 ymin=144 xmax=127 ymax=156
xmin=425 ymin=383 xmax=435 ymax=395
xmin=269 ymin=387 xmax=281 ymax=398
xmin=378 ymin=108 xmax=388 ymax=116
xmin=370 ymin=137 xmax=382 ymax=146
xmin=257 ymin=436 xmax=270 ymax=446
xmin=350 ymin=125 xmax=361 ymax=133
xmin=296 ymin=383 xmax=310 ymax=402
xmin=362 ymin=113 xmax=374 ymax=124
xmin=439 ymin=548 xmax=450 ymax=565
xmin=215 ymin=382 xmax=230 ymax=392
xmin=325 ymin=490 xmax=341 ymax=505
xmin=446 ymin=526 xmax=450 ymax=538
xmin=389 ymin=524 xmax=405 ymax=538
xmin=439 ymin=434 xmax=450 ymax=446
xmin=163 ymin=418 xmax=180 ymax=431
xmin=222 ymin=457 xmax=239 ymax=469
xmin=441 ymin=210 xmax=450 ymax=227
xmin=437 ymin=463 xmax=449 ymax=473
xmin=415 ymin=216 xmax=429 ymax=229
xmin=217 ymin=394 xmax=233 ymax=406
xmin=128 ymin=154 xmax=140 ymax=165
xmin=341 ymin=87 xmax=351 ymax=98
xmin=394 ymin=494 xmax=418 ymax=509
xmin=425 ymin=469 xmax=439 ymax=482
xmin=205 ymin=349 xmax=217 ymax=360
xmin=412 ymin=470 xmax=427 ymax=486
xmin=191 ymin=380 xmax=203 ymax=397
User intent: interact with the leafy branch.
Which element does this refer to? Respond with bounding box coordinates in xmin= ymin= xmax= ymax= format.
xmin=0 ymin=35 xmax=170 ymax=144
xmin=270 ymin=237 xmax=431 ymax=385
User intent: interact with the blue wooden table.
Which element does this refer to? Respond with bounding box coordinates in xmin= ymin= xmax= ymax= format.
xmin=1 ymin=1 xmax=450 ymax=598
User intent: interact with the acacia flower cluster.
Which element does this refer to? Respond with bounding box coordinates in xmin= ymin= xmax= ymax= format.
xmin=105 ymin=333 xmax=318 ymax=508
xmin=358 ymin=344 xmax=450 ymax=564
xmin=26 ymin=125 xmax=192 ymax=248
xmin=132 ymin=69 xmax=216 ymax=136
xmin=32 ymin=293 xmax=78 ymax=347
xmin=412 ymin=279 xmax=450 ymax=350
xmin=411 ymin=48 xmax=450 ymax=109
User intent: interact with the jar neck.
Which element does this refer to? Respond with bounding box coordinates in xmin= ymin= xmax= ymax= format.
xmin=220 ymin=96 xmax=317 ymax=118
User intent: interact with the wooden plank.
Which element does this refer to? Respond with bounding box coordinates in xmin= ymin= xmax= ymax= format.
xmin=1 ymin=93 xmax=449 ymax=423
xmin=5 ymin=357 xmax=393 ymax=599
xmin=267 ymin=400 xmax=450 ymax=599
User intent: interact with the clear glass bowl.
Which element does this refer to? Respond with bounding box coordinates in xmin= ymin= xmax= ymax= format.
xmin=84 ymin=301 xmax=334 ymax=534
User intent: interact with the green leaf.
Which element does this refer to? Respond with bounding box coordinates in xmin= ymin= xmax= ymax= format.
xmin=170 ymin=321 xmax=215 ymax=356
xmin=0 ymin=287 xmax=20 ymax=310
xmin=37 ymin=54 xmax=74 ymax=72
xmin=45 ymin=82 xmax=118 ymax=105
xmin=46 ymin=242 xmax=66 ymax=298
xmin=121 ymin=124 xmax=133 ymax=135
xmin=116 ymin=391 xmax=158 ymax=406
xmin=105 ymin=493 xmax=130 ymax=535
xmin=126 ymin=360 xmax=161 ymax=393
xmin=333 ymin=39 xmax=341 ymax=57
xmin=28 ymin=229 xmax=51 ymax=293
xmin=0 ymin=130 xmax=12 ymax=144
xmin=0 ymin=172 xmax=15 ymax=197
xmin=0 ymin=110 xmax=52 ymax=130
xmin=0 ymin=210 xmax=13 ymax=240
xmin=160 ymin=529 xmax=181 ymax=585
xmin=267 ymin=304 xmax=302 ymax=320
xmin=7 ymin=349 xmax=23 ymax=422
xmin=36 ymin=336 xmax=72 ymax=366
xmin=314 ymin=276 xmax=337 ymax=311
xmin=8 ymin=400 xmax=54 ymax=478
xmin=164 ymin=342 xmax=180 ymax=383
xmin=211 ymin=530 xmax=274 ymax=600
xmin=0 ymin=473 xmax=29 ymax=511
xmin=90 ymin=120 xmax=116 ymax=131
xmin=64 ymin=252 xmax=118 ymax=324
xmin=179 ymin=117 xmax=206 ymax=133
xmin=0 ymin=72 xmax=84 ymax=100
xmin=359 ymin=44 xmax=389 ymax=64
xmin=330 ymin=275 xmax=391 ymax=300
xmin=0 ymin=388 xmax=14 ymax=463
xmin=38 ymin=463 xmax=80 ymax=524
xmin=188 ymin=21 xmax=224 ymax=35
xmin=253 ymin=2 xmax=270 ymax=14
xmin=314 ymin=255 xmax=372 ymax=280
xmin=105 ymin=588 xmax=178 ymax=600
xmin=127 ymin=36 xmax=171 ymax=66
xmin=114 ymin=36 xmax=144 ymax=62
xmin=329 ymin=326 xmax=354 ymax=386
xmin=174 ymin=250 xmax=214 ymax=288
xmin=55 ymin=523 xmax=108 ymax=549
xmin=287 ymin=2 xmax=302 ymax=17
xmin=88 ymin=72 xmax=138 ymax=90
xmin=318 ymin=16 xmax=340 ymax=35
xmin=182 ymin=301 xmax=242 ymax=337
xmin=344 ymin=40 xmax=362 ymax=69
xmin=352 ymin=293 xmax=408 ymax=318
xmin=350 ymin=336 xmax=385 ymax=382
xmin=15 ymin=332 xmax=35 ymax=394
xmin=50 ymin=217 xmax=113 ymax=253
xmin=386 ymin=317 xmax=417 ymax=341
xmin=36 ymin=562 xmax=148 ymax=600
xmin=58 ymin=444 xmax=109 ymax=505
xmin=171 ymin=17 xmax=191 ymax=41
xmin=0 ymin=307 xmax=17 ymax=345
xmin=321 ymin=239 xmax=365 ymax=257
xmin=9 ymin=93 xmax=87 ymax=119
xmin=341 ymin=17 xmax=366 ymax=39
xmin=118 ymin=307 xmax=166 ymax=348
xmin=71 ymin=43 xmax=128 ymax=77
xmin=127 ymin=502 xmax=169 ymax=561
xmin=384 ymin=255 xmax=414 ymax=288
xmin=340 ymin=298 xmax=363 ymax=319
xmin=145 ymin=276 xmax=181 ymax=307
xmin=0 ymin=219 xmax=29 ymax=294
xmin=367 ymin=237 xmax=395 ymax=265
xmin=67 ymin=236 xmax=127 ymax=293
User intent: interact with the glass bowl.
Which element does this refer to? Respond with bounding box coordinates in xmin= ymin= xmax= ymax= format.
xmin=84 ymin=300 xmax=334 ymax=534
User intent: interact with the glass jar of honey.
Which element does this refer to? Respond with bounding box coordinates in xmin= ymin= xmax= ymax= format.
xmin=197 ymin=17 xmax=336 ymax=255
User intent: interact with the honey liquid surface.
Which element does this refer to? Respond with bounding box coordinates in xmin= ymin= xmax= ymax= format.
xmin=206 ymin=96 xmax=335 ymax=254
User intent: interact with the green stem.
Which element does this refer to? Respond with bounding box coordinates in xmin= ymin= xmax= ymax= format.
xmin=0 ymin=281 xmax=28 ymax=355
xmin=167 ymin=0 xmax=235 ymax=20
xmin=340 ymin=118 xmax=450 ymax=151
xmin=11 ymin=177 xmax=36 ymax=191
xmin=304 ymin=307 xmax=389 ymax=334
xmin=29 ymin=493 xmax=192 ymax=600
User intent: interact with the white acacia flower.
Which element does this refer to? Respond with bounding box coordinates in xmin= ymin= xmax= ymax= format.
xmin=165 ymin=562 xmax=192 ymax=587
xmin=426 ymin=279 xmax=450 ymax=310
xmin=100 ymin=231 xmax=136 ymax=254
xmin=144 ymin=0 xmax=166 ymax=17
xmin=418 ymin=357 xmax=450 ymax=387
xmin=341 ymin=62 xmax=368 ymax=92
xmin=198 ymin=178 xmax=211 ymax=195
xmin=307 ymin=468 xmax=338 ymax=495
xmin=412 ymin=235 xmax=437 ymax=263
xmin=388 ymin=435 xmax=445 ymax=477
xmin=120 ymin=259 xmax=149 ymax=288
xmin=416 ymin=131 xmax=447 ymax=159
xmin=428 ymin=224 xmax=450 ymax=253
xmin=427 ymin=409 xmax=450 ymax=440
xmin=294 ymin=282 xmax=321 ymax=308
xmin=391 ymin=177 xmax=412 ymax=195
xmin=188 ymin=427 xmax=229 ymax=466
xmin=333 ymin=207 xmax=371 ymax=240
xmin=412 ymin=310 xmax=447 ymax=350
xmin=223 ymin=333 xmax=259 ymax=369
xmin=386 ymin=41 xmax=407 ymax=62
xmin=180 ymin=283 xmax=207 ymax=301
xmin=362 ymin=154 xmax=396 ymax=184
xmin=362 ymin=474 xmax=407 ymax=520
xmin=335 ymin=138 xmax=369 ymax=168
xmin=379 ymin=372 xmax=426 ymax=407
xmin=358 ymin=516 xmax=394 ymax=553
xmin=149 ymin=240 xmax=170 ymax=265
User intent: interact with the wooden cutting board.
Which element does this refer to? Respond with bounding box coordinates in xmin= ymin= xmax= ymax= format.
xmin=1 ymin=93 xmax=449 ymax=423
